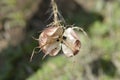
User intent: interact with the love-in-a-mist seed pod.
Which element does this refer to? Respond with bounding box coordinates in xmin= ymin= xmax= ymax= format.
xmin=30 ymin=0 xmax=87 ymax=61
xmin=38 ymin=25 xmax=81 ymax=59
xmin=39 ymin=25 xmax=64 ymax=57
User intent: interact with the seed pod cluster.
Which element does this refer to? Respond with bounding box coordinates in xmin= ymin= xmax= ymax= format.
xmin=34 ymin=23 xmax=81 ymax=60
xmin=30 ymin=0 xmax=87 ymax=61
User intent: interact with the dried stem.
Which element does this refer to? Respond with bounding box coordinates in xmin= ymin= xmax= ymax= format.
xmin=51 ymin=0 xmax=59 ymax=24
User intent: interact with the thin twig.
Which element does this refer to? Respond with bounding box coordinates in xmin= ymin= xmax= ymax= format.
xmin=51 ymin=0 xmax=59 ymax=24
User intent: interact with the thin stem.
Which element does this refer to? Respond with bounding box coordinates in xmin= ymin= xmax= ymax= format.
xmin=72 ymin=27 xmax=88 ymax=38
xmin=51 ymin=0 xmax=59 ymax=24
xmin=30 ymin=47 xmax=40 ymax=62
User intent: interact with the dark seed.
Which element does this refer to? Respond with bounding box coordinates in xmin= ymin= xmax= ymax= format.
xmin=63 ymin=36 xmax=67 ymax=40
xmin=57 ymin=39 xmax=59 ymax=42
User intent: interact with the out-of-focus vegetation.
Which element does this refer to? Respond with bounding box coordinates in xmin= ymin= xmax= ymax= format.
xmin=0 ymin=0 xmax=120 ymax=80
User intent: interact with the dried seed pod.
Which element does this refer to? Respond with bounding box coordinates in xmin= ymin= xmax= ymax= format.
xmin=62 ymin=28 xmax=81 ymax=57
xmin=39 ymin=25 xmax=64 ymax=58
xmin=40 ymin=27 xmax=81 ymax=58
xmin=31 ymin=26 xmax=83 ymax=61
xmin=30 ymin=0 xmax=87 ymax=61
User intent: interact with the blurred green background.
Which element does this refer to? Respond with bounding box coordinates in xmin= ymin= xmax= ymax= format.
xmin=0 ymin=0 xmax=120 ymax=80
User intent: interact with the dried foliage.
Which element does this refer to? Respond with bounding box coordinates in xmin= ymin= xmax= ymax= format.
xmin=30 ymin=0 xmax=87 ymax=61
